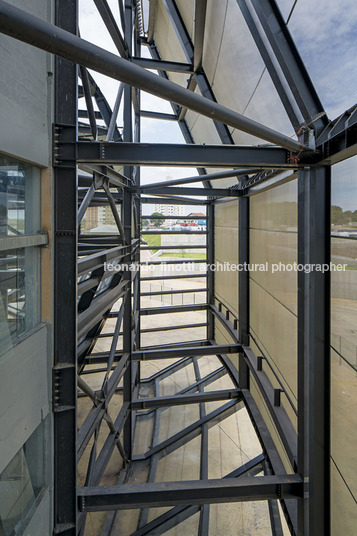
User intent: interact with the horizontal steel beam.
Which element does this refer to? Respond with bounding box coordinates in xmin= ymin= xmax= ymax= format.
xmin=129 ymin=455 xmax=266 ymax=536
xmin=140 ymin=168 xmax=261 ymax=189
xmin=78 ymin=475 xmax=303 ymax=511
xmin=141 ymin=322 xmax=207 ymax=333
xmin=140 ymin=303 xmax=208 ymax=314
xmin=132 ymin=57 xmax=194 ymax=72
xmin=140 ymin=110 xmax=178 ymax=121
xmin=132 ymin=389 xmax=241 ymax=409
xmin=132 ymin=344 xmax=242 ymax=360
xmin=0 ymin=0 xmax=308 ymax=152
xmin=72 ymin=142 xmax=292 ymax=168
xmin=136 ymin=186 xmax=241 ymax=197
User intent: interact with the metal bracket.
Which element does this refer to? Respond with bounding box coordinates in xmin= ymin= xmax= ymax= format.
xmin=52 ymin=123 xmax=77 ymax=167
xmin=53 ymin=364 xmax=76 ymax=412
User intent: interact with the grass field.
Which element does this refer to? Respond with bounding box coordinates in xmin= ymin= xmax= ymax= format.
xmin=162 ymin=252 xmax=207 ymax=259
xmin=141 ymin=235 xmax=206 ymax=259
xmin=142 ymin=234 xmax=161 ymax=252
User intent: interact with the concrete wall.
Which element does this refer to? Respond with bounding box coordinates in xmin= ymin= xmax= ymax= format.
xmin=0 ymin=0 xmax=54 ymax=166
xmin=0 ymin=325 xmax=51 ymax=473
xmin=0 ymin=2 xmax=54 ymax=534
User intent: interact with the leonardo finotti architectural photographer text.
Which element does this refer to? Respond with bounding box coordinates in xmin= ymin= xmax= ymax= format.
xmin=104 ymin=261 xmax=347 ymax=273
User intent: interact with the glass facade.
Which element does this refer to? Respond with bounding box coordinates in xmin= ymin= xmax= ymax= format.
xmin=0 ymin=422 xmax=45 ymax=536
xmin=0 ymin=156 xmax=41 ymax=352
xmin=330 ymin=155 xmax=357 ymax=533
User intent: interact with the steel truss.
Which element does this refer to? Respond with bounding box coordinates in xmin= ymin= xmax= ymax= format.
xmin=1 ymin=0 xmax=354 ymax=534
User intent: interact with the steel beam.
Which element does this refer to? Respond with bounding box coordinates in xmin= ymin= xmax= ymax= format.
xmin=0 ymin=0 xmax=309 ymax=151
xmin=132 ymin=389 xmax=241 ymax=409
xmin=93 ymin=0 xmax=128 ymax=57
xmin=129 ymin=457 xmax=266 ymax=536
xmin=162 ymin=0 xmax=233 ymax=144
xmin=139 ymin=168 xmax=261 ymax=189
xmin=247 ymin=0 xmax=328 ymax=133
xmin=132 ymin=343 xmax=242 ymax=360
xmin=137 ymin=186 xmax=241 ymax=197
xmin=297 ymin=166 xmax=331 ymax=535
xmin=140 ymin=110 xmax=177 ymax=121
xmin=193 ymin=0 xmax=207 ymax=71
xmin=52 ymin=1 xmax=77 ymax=534
xmin=78 ymin=475 xmax=302 ymax=511
xmin=238 ymin=196 xmax=250 ymax=388
xmin=132 ymin=57 xmax=193 ymax=72
xmin=72 ymin=142 xmax=292 ymax=167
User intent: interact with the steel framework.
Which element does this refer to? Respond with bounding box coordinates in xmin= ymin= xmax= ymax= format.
xmin=0 ymin=0 xmax=355 ymax=534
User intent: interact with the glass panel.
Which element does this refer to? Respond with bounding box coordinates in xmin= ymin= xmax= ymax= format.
xmin=331 ymin=155 xmax=357 ymax=530
xmin=0 ymin=422 xmax=44 ymax=536
xmin=0 ymin=247 xmax=40 ymax=349
xmin=0 ymin=156 xmax=41 ymax=351
xmin=0 ymin=156 xmax=40 ymax=236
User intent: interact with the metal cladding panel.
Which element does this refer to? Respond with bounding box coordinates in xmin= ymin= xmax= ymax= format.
xmin=154 ymin=0 xmax=294 ymax=144
xmin=151 ymin=0 xmax=295 ymax=187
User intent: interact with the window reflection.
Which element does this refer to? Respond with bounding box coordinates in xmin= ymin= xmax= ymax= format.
xmin=331 ymin=155 xmax=357 ymax=532
xmin=0 ymin=422 xmax=44 ymax=536
xmin=0 ymin=156 xmax=41 ymax=352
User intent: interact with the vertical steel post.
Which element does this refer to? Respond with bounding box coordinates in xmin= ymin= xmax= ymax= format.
xmin=207 ymin=202 xmax=215 ymax=340
xmin=133 ymin=4 xmax=141 ymax=354
xmin=238 ymin=196 xmax=250 ymax=388
xmin=297 ymin=166 xmax=331 ymax=535
xmin=53 ymin=0 xmax=78 ymax=533
xmin=122 ymin=0 xmax=134 ymax=460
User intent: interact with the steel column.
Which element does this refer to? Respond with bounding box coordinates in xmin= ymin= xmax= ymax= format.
xmin=238 ymin=196 xmax=250 ymax=388
xmin=297 ymin=166 xmax=331 ymax=535
xmin=53 ymin=1 xmax=78 ymax=534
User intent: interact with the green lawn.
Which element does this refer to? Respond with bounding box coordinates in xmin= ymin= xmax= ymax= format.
xmin=161 ymin=252 xmax=207 ymax=259
xmin=142 ymin=234 xmax=206 ymax=259
xmin=142 ymin=234 xmax=161 ymax=252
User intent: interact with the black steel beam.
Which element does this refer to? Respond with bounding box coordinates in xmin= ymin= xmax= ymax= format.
xmin=132 ymin=389 xmax=241 ymax=409
xmin=52 ymin=1 xmax=77 ymax=534
xmin=132 ymin=57 xmax=193 ymax=72
xmin=297 ymin=166 xmax=331 ymax=535
xmin=73 ymin=142 xmax=292 ymax=167
xmin=78 ymin=474 xmax=302 ymax=511
xmin=93 ymin=0 xmax=127 ymax=57
xmin=87 ymin=73 xmax=122 ymax=141
xmin=140 ymin=168 xmax=260 ymax=189
xmin=243 ymin=345 xmax=297 ymax=469
xmin=238 ymin=196 xmax=250 ymax=388
xmin=193 ymin=0 xmax=207 ymax=72
xmin=132 ymin=343 xmax=241 ymax=360
xmin=140 ymin=303 xmax=208 ymax=314
xmin=140 ymin=110 xmax=178 ymax=121
xmin=162 ymin=0 xmax=233 ymax=145
xmin=137 ymin=186 xmax=241 ymax=197
xmin=129 ymin=456 xmax=266 ymax=536
xmin=248 ymin=0 xmax=328 ymax=133
xmin=0 ymin=0 xmax=308 ymax=152
xmin=141 ymin=322 xmax=207 ymax=333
